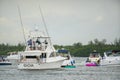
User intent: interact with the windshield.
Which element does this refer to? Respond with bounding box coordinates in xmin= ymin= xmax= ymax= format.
xmin=107 ymin=50 xmax=120 ymax=57
xmin=90 ymin=52 xmax=100 ymax=57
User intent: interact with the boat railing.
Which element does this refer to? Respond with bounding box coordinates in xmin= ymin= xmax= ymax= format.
xmin=26 ymin=38 xmax=49 ymax=51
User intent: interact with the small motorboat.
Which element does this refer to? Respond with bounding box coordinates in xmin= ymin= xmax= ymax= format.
xmin=85 ymin=50 xmax=101 ymax=66
xmin=6 ymin=52 xmax=19 ymax=60
xmin=57 ymin=49 xmax=76 ymax=68
xmin=101 ymin=50 xmax=120 ymax=65
xmin=0 ymin=56 xmax=12 ymax=65
xmin=5 ymin=52 xmax=20 ymax=64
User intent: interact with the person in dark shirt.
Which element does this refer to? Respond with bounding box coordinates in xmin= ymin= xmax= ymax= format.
xmin=27 ymin=39 xmax=32 ymax=50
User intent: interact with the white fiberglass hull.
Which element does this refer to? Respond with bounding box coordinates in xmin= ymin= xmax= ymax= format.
xmin=61 ymin=59 xmax=75 ymax=67
xmin=101 ymin=57 xmax=120 ymax=65
xmin=5 ymin=55 xmax=19 ymax=64
xmin=0 ymin=61 xmax=12 ymax=65
xmin=6 ymin=55 xmax=19 ymax=60
xmin=18 ymin=60 xmax=64 ymax=70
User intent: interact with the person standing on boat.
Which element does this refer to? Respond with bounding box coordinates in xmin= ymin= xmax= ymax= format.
xmin=36 ymin=38 xmax=42 ymax=50
xmin=33 ymin=41 xmax=36 ymax=50
xmin=27 ymin=39 xmax=32 ymax=50
xmin=44 ymin=40 xmax=48 ymax=49
xmin=1 ymin=56 xmax=5 ymax=61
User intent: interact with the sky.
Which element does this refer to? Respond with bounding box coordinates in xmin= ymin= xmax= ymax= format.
xmin=0 ymin=0 xmax=120 ymax=45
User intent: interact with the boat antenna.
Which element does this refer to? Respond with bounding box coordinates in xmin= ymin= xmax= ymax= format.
xmin=17 ymin=4 xmax=27 ymax=46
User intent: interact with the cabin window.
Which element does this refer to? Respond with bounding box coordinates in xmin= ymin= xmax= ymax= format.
xmin=49 ymin=52 xmax=56 ymax=57
xmin=40 ymin=53 xmax=46 ymax=58
xmin=26 ymin=56 xmax=37 ymax=59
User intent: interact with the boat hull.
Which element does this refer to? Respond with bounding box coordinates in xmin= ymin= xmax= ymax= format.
xmin=86 ymin=62 xmax=99 ymax=66
xmin=0 ymin=62 xmax=12 ymax=65
xmin=101 ymin=51 xmax=120 ymax=65
xmin=61 ymin=59 xmax=75 ymax=67
xmin=18 ymin=60 xmax=64 ymax=69
xmin=6 ymin=55 xmax=19 ymax=60
xmin=101 ymin=59 xmax=120 ymax=65
xmin=62 ymin=65 xmax=76 ymax=68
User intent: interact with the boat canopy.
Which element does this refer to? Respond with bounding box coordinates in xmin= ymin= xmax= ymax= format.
xmin=58 ymin=50 xmax=68 ymax=53
xmin=112 ymin=50 xmax=120 ymax=53
xmin=89 ymin=52 xmax=100 ymax=57
xmin=30 ymin=30 xmax=50 ymax=38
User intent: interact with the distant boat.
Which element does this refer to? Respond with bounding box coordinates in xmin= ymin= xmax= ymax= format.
xmin=18 ymin=29 xmax=66 ymax=69
xmin=101 ymin=50 xmax=120 ymax=65
xmin=57 ymin=49 xmax=76 ymax=68
xmin=0 ymin=56 xmax=12 ymax=65
xmin=6 ymin=52 xmax=19 ymax=60
xmin=85 ymin=50 xmax=101 ymax=66
xmin=5 ymin=52 xmax=19 ymax=64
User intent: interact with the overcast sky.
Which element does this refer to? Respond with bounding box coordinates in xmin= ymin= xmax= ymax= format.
xmin=0 ymin=0 xmax=120 ymax=45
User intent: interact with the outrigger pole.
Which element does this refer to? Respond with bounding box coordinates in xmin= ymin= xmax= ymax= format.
xmin=38 ymin=4 xmax=49 ymax=39
xmin=17 ymin=4 xmax=27 ymax=46
xmin=38 ymin=1 xmax=55 ymax=51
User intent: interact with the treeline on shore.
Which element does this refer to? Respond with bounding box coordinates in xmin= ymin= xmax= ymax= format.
xmin=0 ymin=38 xmax=120 ymax=57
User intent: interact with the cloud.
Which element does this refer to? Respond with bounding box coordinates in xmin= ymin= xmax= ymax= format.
xmin=96 ymin=16 xmax=103 ymax=22
xmin=0 ymin=0 xmax=120 ymax=45
xmin=0 ymin=17 xmax=15 ymax=26
xmin=0 ymin=17 xmax=9 ymax=24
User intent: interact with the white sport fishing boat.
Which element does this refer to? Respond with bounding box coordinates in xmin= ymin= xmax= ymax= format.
xmin=18 ymin=29 xmax=66 ymax=69
xmin=17 ymin=2 xmax=65 ymax=69
xmin=101 ymin=50 xmax=120 ymax=65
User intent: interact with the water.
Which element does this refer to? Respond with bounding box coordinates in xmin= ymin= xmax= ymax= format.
xmin=0 ymin=57 xmax=120 ymax=80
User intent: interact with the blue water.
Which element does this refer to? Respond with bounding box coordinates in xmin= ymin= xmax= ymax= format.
xmin=0 ymin=57 xmax=120 ymax=80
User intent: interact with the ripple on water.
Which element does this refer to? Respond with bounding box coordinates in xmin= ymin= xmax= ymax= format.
xmin=0 ymin=57 xmax=120 ymax=80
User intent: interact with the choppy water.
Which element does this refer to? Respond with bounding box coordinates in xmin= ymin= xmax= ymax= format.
xmin=0 ymin=57 xmax=120 ymax=80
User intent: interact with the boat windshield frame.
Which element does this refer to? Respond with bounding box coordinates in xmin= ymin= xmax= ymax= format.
xmin=89 ymin=52 xmax=100 ymax=58
xmin=106 ymin=51 xmax=120 ymax=57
